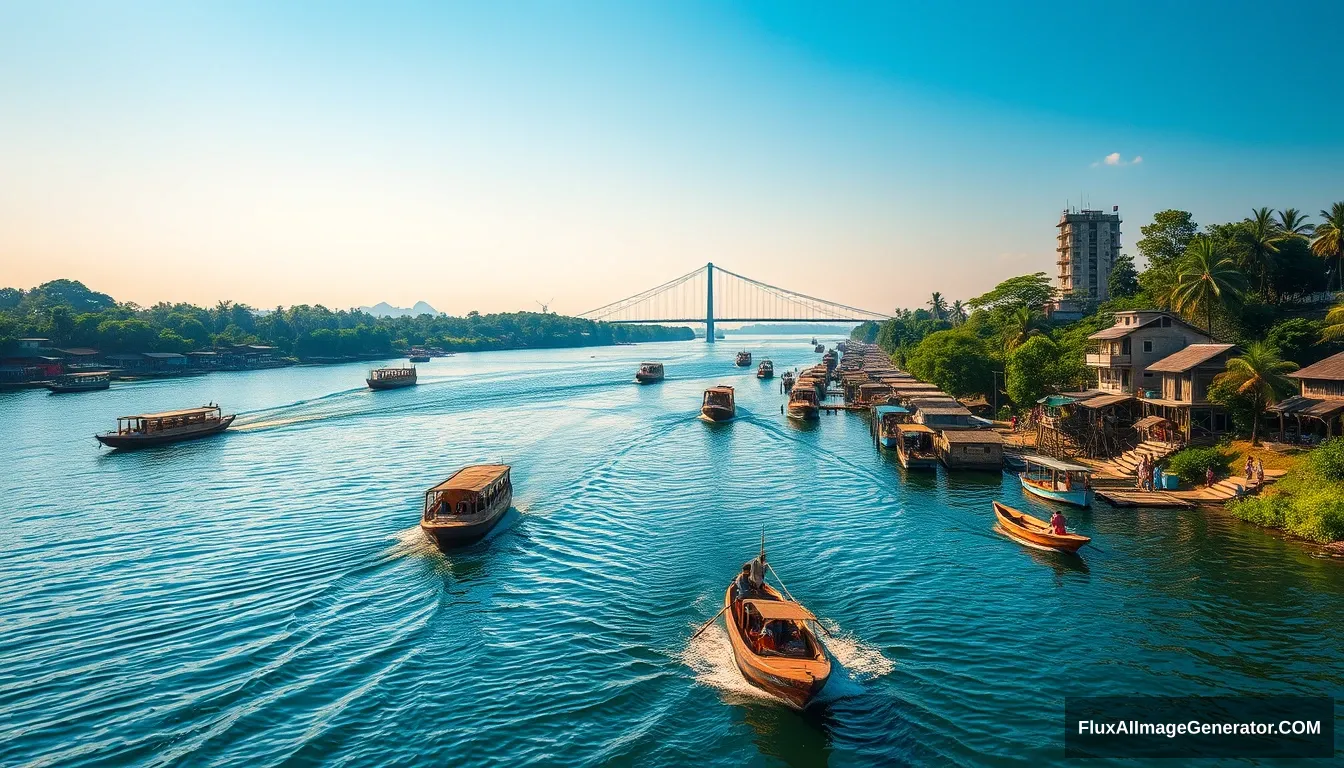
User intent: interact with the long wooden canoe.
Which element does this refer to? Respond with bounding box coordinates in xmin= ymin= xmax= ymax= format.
xmin=722 ymin=582 xmax=831 ymax=708
xmin=992 ymin=501 xmax=1090 ymax=553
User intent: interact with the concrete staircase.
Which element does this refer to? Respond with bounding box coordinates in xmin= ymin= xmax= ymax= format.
xmin=1108 ymin=440 xmax=1182 ymax=476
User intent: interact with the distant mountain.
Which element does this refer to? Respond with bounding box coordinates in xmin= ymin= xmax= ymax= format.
xmin=358 ymin=301 xmax=440 ymax=318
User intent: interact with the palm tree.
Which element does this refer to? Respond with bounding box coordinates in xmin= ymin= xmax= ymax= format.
xmin=1311 ymin=202 xmax=1344 ymax=292
xmin=950 ymin=299 xmax=968 ymax=327
xmin=927 ymin=292 xmax=948 ymax=321
xmin=1240 ymin=207 xmax=1284 ymax=299
xmin=1213 ymin=343 xmax=1298 ymax=445
xmin=1003 ymin=306 xmax=1045 ymax=352
xmin=1322 ymin=298 xmax=1344 ymax=343
xmin=1171 ymin=236 xmax=1246 ymax=337
xmin=1276 ymin=208 xmax=1314 ymax=239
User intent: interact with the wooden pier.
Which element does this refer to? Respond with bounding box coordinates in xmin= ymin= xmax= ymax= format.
xmin=1096 ymin=490 xmax=1195 ymax=509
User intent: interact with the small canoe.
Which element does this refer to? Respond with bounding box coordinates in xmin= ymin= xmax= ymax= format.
xmin=993 ymin=501 xmax=1090 ymax=553
xmin=723 ymin=582 xmax=831 ymax=708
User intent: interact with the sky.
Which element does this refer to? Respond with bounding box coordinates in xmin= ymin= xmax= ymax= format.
xmin=2 ymin=1 xmax=1342 ymax=317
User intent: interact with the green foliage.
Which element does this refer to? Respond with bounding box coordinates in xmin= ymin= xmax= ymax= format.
xmin=1171 ymin=236 xmax=1246 ymax=335
xmin=1210 ymin=342 xmax=1298 ymax=443
xmin=1310 ymin=202 xmax=1344 ymax=292
xmin=1107 ymin=254 xmax=1139 ymax=298
xmin=1265 ymin=318 xmax=1326 ymax=365
xmin=904 ymin=330 xmax=993 ymax=398
xmin=1136 ymin=210 xmax=1198 ymax=270
xmin=967 ymin=273 xmax=1053 ymax=312
xmin=1162 ymin=446 xmax=1235 ymax=481
xmin=1005 ymin=335 xmax=1069 ymax=406
xmin=849 ymin=321 xmax=880 ymax=344
xmin=1227 ymin=437 xmax=1344 ymax=542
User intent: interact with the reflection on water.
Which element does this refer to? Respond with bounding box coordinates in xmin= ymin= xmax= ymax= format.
xmin=1 ymin=336 xmax=1341 ymax=767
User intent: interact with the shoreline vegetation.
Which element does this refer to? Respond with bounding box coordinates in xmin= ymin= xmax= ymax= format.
xmin=852 ymin=204 xmax=1344 ymax=544
xmin=0 ymin=280 xmax=695 ymax=364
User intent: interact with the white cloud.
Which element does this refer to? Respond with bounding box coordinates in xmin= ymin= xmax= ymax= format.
xmin=1093 ymin=152 xmax=1142 ymax=167
xmin=1131 ymin=155 xmax=1143 ymax=164
xmin=1104 ymin=152 xmax=1122 ymax=166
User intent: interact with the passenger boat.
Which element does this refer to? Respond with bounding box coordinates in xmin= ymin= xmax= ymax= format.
xmin=992 ymin=501 xmax=1090 ymax=553
xmin=1019 ymin=456 xmax=1094 ymax=507
xmin=756 ymin=359 xmax=774 ymax=379
xmin=874 ymin=404 xmax=910 ymax=449
xmin=420 ymin=464 xmax=513 ymax=547
xmin=95 ymin=404 xmax=235 ymax=449
xmin=700 ymin=386 xmax=736 ymax=421
xmin=780 ymin=371 xmax=796 ymax=393
xmin=408 ymin=350 xmax=431 ymax=363
xmin=895 ymin=424 xmax=938 ymax=468
xmin=722 ymin=567 xmax=831 ymax=708
xmin=735 ymin=351 xmax=752 ymax=367
xmin=635 ymin=361 xmax=665 ymax=383
xmin=44 ymin=371 xmax=111 ymax=393
xmin=814 ymin=344 xmax=825 ymax=353
xmin=367 ymin=366 xmax=417 ymax=390
xmin=786 ymin=387 xmax=820 ymax=419
xmin=810 ymin=337 xmax=817 ymax=345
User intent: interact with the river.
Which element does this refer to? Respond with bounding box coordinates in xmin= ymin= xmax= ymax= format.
xmin=1 ymin=335 xmax=1340 ymax=766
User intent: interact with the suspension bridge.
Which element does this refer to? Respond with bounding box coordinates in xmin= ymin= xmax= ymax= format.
xmin=577 ymin=262 xmax=890 ymax=342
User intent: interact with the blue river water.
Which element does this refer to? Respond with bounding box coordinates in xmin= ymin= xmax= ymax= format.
xmin=1 ymin=335 xmax=1340 ymax=767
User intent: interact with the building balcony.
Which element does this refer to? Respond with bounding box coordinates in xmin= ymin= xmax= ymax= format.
xmin=1087 ymin=352 xmax=1131 ymax=367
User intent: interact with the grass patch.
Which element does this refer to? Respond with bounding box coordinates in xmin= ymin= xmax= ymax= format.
xmin=1161 ymin=446 xmax=1235 ymax=483
xmin=1225 ymin=438 xmax=1344 ymax=543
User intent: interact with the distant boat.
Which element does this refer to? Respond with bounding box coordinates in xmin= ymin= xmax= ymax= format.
xmin=735 ymin=351 xmax=752 ymax=367
xmin=786 ymin=387 xmax=820 ymax=420
xmin=896 ymin=424 xmax=938 ymax=469
xmin=993 ymin=501 xmax=1090 ymax=553
xmin=756 ymin=359 xmax=774 ymax=379
xmin=420 ymin=464 xmax=513 ymax=547
xmin=814 ymin=344 xmax=825 ymax=353
xmin=367 ymin=366 xmax=417 ymax=390
xmin=810 ymin=337 xmax=817 ymax=344
xmin=635 ymin=361 xmax=665 ymax=383
xmin=701 ymin=386 xmax=736 ymax=422
xmin=408 ymin=349 xmax=431 ymax=363
xmin=715 ymin=331 xmax=726 ymax=340
xmin=1019 ymin=457 xmax=1094 ymax=507
xmin=780 ymin=371 xmax=796 ymax=393
xmin=44 ymin=371 xmax=111 ymax=393
xmin=96 ymin=404 xmax=234 ymax=449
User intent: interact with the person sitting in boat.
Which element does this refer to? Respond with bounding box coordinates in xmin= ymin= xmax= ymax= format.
xmin=746 ymin=553 xmax=766 ymax=595
xmin=1049 ymin=510 xmax=1067 ymax=535
xmin=756 ymin=622 xmax=777 ymax=654
xmin=735 ymin=564 xmax=753 ymax=601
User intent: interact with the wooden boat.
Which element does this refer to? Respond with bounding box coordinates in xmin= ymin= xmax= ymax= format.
xmin=635 ymin=361 xmax=665 ymax=383
xmin=810 ymin=337 xmax=817 ymax=345
xmin=421 ymin=464 xmax=512 ymax=547
xmin=701 ymin=386 xmax=736 ymax=421
xmin=786 ymin=387 xmax=820 ymax=420
xmin=993 ymin=501 xmax=1090 ymax=553
xmin=44 ymin=371 xmax=110 ymax=393
xmin=735 ymin=351 xmax=752 ymax=367
xmin=780 ymin=371 xmax=796 ymax=393
xmin=874 ymin=404 xmax=910 ymax=449
xmin=408 ymin=351 xmax=431 ymax=363
xmin=1019 ymin=456 xmax=1094 ymax=507
xmin=367 ymin=366 xmax=417 ymax=390
xmin=756 ymin=359 xmax=774 ymax=379
xmin=895 ymin=424 xmax=938 ymax=468
xmin=814 ymin=344 xmax=825 ymax=353
xmin=96 ymin=404 xmax=234 ymax=449
xmin=722 ymin=579 xmax=831 ymax=708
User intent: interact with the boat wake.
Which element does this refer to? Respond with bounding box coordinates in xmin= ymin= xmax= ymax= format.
xmin=815 ymin=622 xmax=896 ymax=702
xmin=679 ymin=622 xmax=784 ymax=705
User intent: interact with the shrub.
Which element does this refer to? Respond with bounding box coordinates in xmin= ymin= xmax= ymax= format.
xmin=1163 ymin=446 xmax=1234 ymax=481
xmin=1306 ymin=437 xmax=1344 ymax=482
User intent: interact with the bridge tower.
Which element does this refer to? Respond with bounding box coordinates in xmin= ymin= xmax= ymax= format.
xmin=705 ymin=262 xmax=715 ymax=344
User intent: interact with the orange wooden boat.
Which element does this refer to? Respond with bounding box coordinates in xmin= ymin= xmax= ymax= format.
xmin=722 ymin=582 xmax=831 ymax=708
xmin=992 ymin=501 xmax=1090 ymax=553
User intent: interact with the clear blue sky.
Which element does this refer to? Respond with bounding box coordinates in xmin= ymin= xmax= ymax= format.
xmin=2 ymin=1 xmax=1340 ymax=314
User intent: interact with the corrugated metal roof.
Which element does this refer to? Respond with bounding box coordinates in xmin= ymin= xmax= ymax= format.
xmin=1145 ymin=344 xmax=1236 ymax=373
xmin=938 ymin=429 xmax=1004 ymax=444
xmin=1287 ymin=351 xmax=1344 ymax=381
xmin=428 ymin=465 xmax=511 ymax=493
xmin=1269 ymin=395 xmax=1344 ymax=418
xmin=1075 ymin=394 xmax=1133 ymax=409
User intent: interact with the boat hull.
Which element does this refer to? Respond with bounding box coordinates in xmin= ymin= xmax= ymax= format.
xmin=367 ymin=376 xmax=417 ymax=390
xmin=993 ymin=501 xmax=1090 ymax=553
xmin=898 ymin=449 xmax=938 ymax=469
xmin=635 ymin=373 xmax=664 ymax=384
xmin=408 ymin=356 xmax=430 ymax=363
xmin=701 ymin=406 xmax=735 ymax=422
xmin=96 ymin=415 xmax=235 ymax=449
xmin=722 ymin=585 xmax=830 ymax=709
xmin=421 ymin=490 xmax=511 ymax=547
xmin=878 ymin=435 xmax=898 ymax=450
xmin=1019 ymin=475 xmax=1093 ymax=507
xmin=787 ymin=405 xmax=819 ymax=420
xmin=757 ymin=371 xmax=774 ymax=379
xmin=45 ymin=381 xmax=109 ymax=393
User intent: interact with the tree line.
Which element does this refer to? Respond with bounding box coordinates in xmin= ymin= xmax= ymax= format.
xmin=0 ymin=280 xmax=695 ymax=358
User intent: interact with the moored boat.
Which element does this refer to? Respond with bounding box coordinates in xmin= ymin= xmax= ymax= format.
xmin=1019 ymin=456 xmax=1094 ymax=507
xmin=408 ymin=349 xmax=431 ymax=363
xmin=635 ymin=361 xmax=665 ymax=383
xmin=44 ymin=371 xmax=111 ymax=393
xmin=700 ymin=386 xmax=736 ymax=421
xmin=367 ymin=366 xmax=417 ymax=390
xmin=420 ymin=464 xmax=513 ymax=547
xmin=780 ymin=371 xmax=796 ymax=393
xmin=735 ymin=351 xmax=752 ymax=367
xmin=721 ymin=561 xmax=831 ymax=708
xmin=992 ymin=501 xmax=1090 ymax=553
xmin=814 ymin=344 xmax=825 ymax=353
xmin=786 ymin=387 xmax=820 ymax=419
xmin=756 ymin=359 xmax=774 ymax=379
xmin=874 ymin=404 xmax=910 ymax=449
xmin=95 ymin=404 xmax=235 ymax=449
xmin=896 ymin=424 xmax=938 ymax=468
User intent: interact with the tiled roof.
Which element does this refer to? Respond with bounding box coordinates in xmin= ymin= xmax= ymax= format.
xmin=1287 ymin=351 xmax=1344 ymax=382
xmin=1145 ymin=344 xmax=1236 ymax=373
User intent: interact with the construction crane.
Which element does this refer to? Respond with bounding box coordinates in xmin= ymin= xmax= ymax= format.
xmin=536 ymin=298 xmax=555 ymax=314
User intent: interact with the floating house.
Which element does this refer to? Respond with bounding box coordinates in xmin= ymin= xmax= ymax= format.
xmin=934 ymin=428 xmax=1004 ymax=469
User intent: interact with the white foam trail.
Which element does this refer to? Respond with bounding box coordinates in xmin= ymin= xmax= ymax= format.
xmin=679 ymin=622 xmax=783 ymax=705
xmin=384 ymin=526 xmax=442 ymax=559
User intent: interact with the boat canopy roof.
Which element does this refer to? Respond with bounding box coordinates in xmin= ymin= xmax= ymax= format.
xmin=428 ymin=464 xmax=511 ymax=494
xmin=875 ymin=405 xmax=910 ymax=417
xmin=121 ymin=406 xmax=220 ymax=420
xmin=705 ymin=385 xmax=734 ymax=394
xmin=1025 ymin=455 xmax=1091 ymax=472
xmin=897 ymin=423 xmax=934 ymax=433
xmin=742 ymin=599 xmax=816 ymax=622
xmin=69 ymin=371 xmax=110 ymax=378
xmin=639 ymin=361 xmax=662 ymax=367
